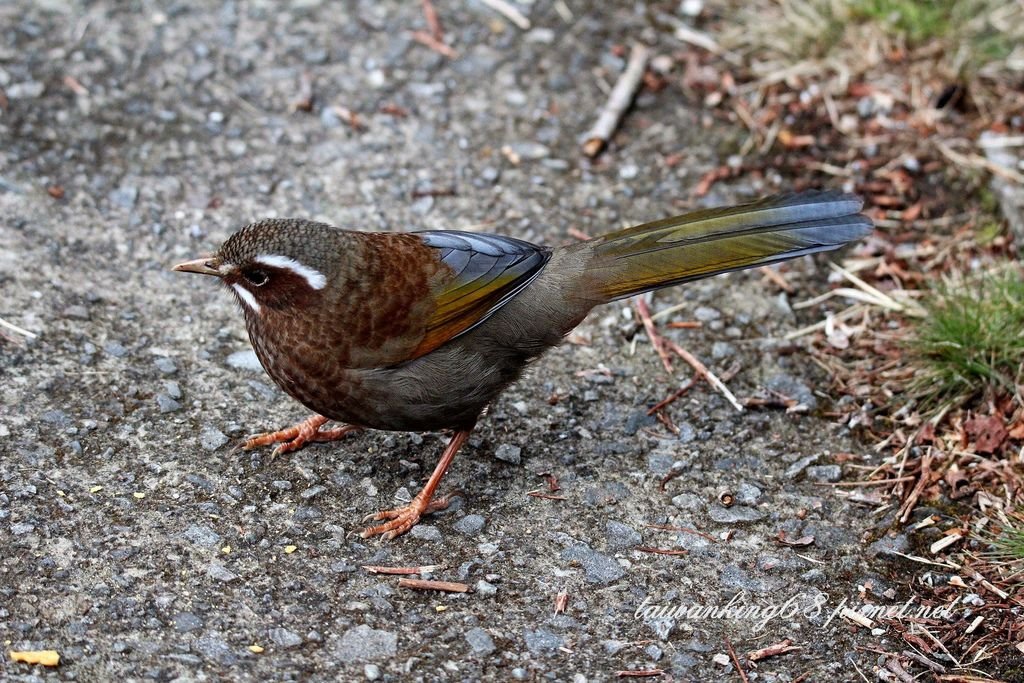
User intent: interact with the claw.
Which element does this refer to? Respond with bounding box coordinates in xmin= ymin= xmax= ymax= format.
xmin=360 ymin=494 xmax=453 ymax=540
xmin=241 ymin=415 xmax=357 ymax=457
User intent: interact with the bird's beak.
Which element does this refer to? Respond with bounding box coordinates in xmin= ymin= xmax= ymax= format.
xmin=172 ymin=256 xmax=223 ymax=277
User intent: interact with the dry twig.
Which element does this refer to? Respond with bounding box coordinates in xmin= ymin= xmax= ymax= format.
xmin=746 ymin=639 xmax=801 ymax=662
xmin=397 ymin=578 xmax=470 ymax=593
xmin=583 ymin=44 xmax=650 ymax=157
xmin=363 ymin=564 xmax=441 ymax=575
xmin=664 ymin=339 xmax=744 ymax=413
xmin=479 ymin=0 xmax=531 ymax=30
xmin=633 ymin=298 xmax=673 ymax=373
xmin=725 ymin=637 xmax=749 ymax=683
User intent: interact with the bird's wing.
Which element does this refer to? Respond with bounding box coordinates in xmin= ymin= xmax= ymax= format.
xmin=409 ymin=231 xmax=550 ymax=359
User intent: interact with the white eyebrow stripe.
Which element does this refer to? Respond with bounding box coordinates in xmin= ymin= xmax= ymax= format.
xmin=254 ymin=254 xmax=327 ymax=290
xmin=231 ymin=283 xmax=262 ymax=313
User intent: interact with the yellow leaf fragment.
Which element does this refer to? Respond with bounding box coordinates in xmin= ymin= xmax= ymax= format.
xmin=10 ymin=650 xmax=60 ymax=667
xmin=284 ymin=545 xmax=297 ymax=554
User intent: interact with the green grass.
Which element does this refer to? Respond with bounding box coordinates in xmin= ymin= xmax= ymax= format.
xmin=850 ymin=0 xmax=956 ymax=43
xmin=731 ymin=0 xmax=1021 ymax=76
xmin=977 ymin=513 xmax=1024 ymax=565
xmin=908 ymin=268 xmax=1024 ymax=410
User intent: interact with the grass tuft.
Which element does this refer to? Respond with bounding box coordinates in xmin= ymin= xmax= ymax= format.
xmin=977 ymin=512 xmax=1024 ymax=565
xmin=849 ymin=0 xmax=956 ymax=43
xmin=907 ymin=267 xmax=1024 ymax=411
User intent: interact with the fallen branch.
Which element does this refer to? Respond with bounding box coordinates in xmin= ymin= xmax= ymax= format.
xmin=633 ymin=298 xmax=673 ymax=373
xmin=645 ymin=523 xmax=718 ymax=543
xmin=0 ymin=316 xmax=37 ymax=345
xmin=479 ymin=0 xmax=531 ymax=30
xmin=725 ymin=637 xmax=750 ymax=683
xmin=363 ymin=564 xmax=442 ymax=575
xmin=635 ymin=546 xmax=688 ymax=556
xmin=746 ymin=639 xmax=801 ymax=662
xmin=664 ymin=339 xmax=744 ymax=413
xmin=647 ymin=376 xmax=697 ymax=415
xmin=397 ymin=578 xmax=470 ymax=593
xmin=410 ymin=30 xmax=458 ymax=58
xmin=898 ymin=448 xmax=933 ymax=524
xmin=582 ymin=43 xmax=649 ymax=157
xmin=421 ymin=0 xmax=442 ymax=41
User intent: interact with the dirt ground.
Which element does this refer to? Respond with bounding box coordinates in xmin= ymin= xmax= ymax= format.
xmin=0 ymin=2 xmax=960 ymax=681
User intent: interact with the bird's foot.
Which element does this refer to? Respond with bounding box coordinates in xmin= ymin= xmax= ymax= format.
xmin=360 ymin=494 xmax=453 ymax=540
xmin=243 ymin=415 xmax=357 ymax=458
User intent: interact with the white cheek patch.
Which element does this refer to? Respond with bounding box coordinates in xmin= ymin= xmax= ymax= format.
xmin=254 ymin=254 xmax=327 ymax=290
xmin=231 ymin=283 xmax=262 ymax=313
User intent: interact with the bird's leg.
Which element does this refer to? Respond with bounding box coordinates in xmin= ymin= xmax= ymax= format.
xmin=243 ymin=414 xmax=359 ymax=457
xmin=361 ymin=428 xmax=473 ymax=540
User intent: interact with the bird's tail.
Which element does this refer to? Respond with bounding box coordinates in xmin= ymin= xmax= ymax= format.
xmin=580 ymin=190 xmax=872 ymax=302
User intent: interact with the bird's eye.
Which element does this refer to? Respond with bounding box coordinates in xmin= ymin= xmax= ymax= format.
xmin=242 ymin=268 xmax=269 ymax=287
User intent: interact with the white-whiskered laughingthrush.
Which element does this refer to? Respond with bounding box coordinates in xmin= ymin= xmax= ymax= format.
xmin=174 ymin=191 xmax=871 ymax=539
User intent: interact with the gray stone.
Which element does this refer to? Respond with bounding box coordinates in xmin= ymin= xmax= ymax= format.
xmin=805 ymin=465 xmax=842 ymax=482
xmin=785 ymin=453 xmax=821 ymax=479
xmin=672 ymin=492 xmax=702 ymax=510
xmin=63 ymin=304 xmax=89 ymax=319
xmin=164 ymin=380 xmax=182 ymax=399
xmin=766 ymin=374 xmax=817 ymax=411
xmin=194 ymin=632 xmax=236 ymax=665
xmin=268 ymin=627 xmax=303 ymax=649
xmin=524 ymin=628 xmax=563 ymax=654
xmin=154 ymin=357 xmax=177 ymax=375
xmin=719 ymin=564 xmax=767 ymax=592
xmin=334 ymin=625 xmax=398 ymax=662
xmin=199 ymin=426 xmax=228 ymax=451
xmin=508 ymin=142 xmax=549 ymax=160
xmin=561 ymin=544 xmax=625 ymax=584
xmin=207 ymin=561 xmax=239 ymax=582
xmin=605 ymin=520 xmax=642 ymax=551
xmin=8 ymin=81 xmax=45 ymax=98
xmin=735 ymin=483 xmax=762 ymax=505
xmin=475 ymin=580 xmax=497 ymax=596
xmin=173 ymin=612 xmax=203 ymax=632
xmin=453 ymin=514 xmax=486 ymax=536
xmin=409 ymin=524 xmax=442 ymax=542
xmin=693 ymin=306 xmax=721 ymax=322
xmin=711 ymin=341 xmax=735 ymax=359
xmin=465 ymin=626 xmax=495 ymax=655
xmin=104 ymin=341 xmax=128 ymax=357
xmin=494 ymin=443 xmax=522 ymax=464
xmin=156 ymin=394 xmax=182 ymax=413
xmin=868 ymin=533 xmax=910 ymax=559
xmin=227 ymin=350 xmax=263 ymax=371
xmin=108 ymin=185 xmax=138 ymax=209
xmin=708 ymin=504 xmax=765 ymax=523
xmin=184 ymin=524 xmax=222 ymax=546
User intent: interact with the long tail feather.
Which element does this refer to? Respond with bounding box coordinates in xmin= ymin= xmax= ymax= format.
xmin=583 ymin=190 xmax=872 ymax=302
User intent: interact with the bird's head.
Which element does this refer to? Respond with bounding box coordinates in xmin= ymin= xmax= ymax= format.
xmin=173 ymin=219 xmax=340 ymax=316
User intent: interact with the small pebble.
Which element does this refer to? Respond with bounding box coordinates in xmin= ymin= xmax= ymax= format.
xmin=199 ymin=426 xmax=228 ymax=451
xmin=453 ymin=514 xmax=486 ymax=536
xmin=465 ymin=627 xmax=495 ymax=655
xmin=494 ymin=443 xmax=522 ymax=464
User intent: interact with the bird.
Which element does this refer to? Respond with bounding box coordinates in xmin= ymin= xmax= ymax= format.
xmin=174 ymin=190 xmax=871 ymax=539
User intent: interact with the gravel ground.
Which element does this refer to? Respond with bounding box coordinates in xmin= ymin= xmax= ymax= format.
xmin=2 ymin=2 xmax=922 ymax=681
